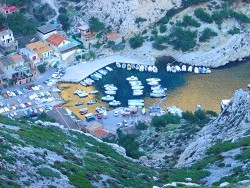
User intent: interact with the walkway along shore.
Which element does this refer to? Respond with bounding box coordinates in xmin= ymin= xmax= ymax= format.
xmin=60 ymin=54 xmax=155 ymax=83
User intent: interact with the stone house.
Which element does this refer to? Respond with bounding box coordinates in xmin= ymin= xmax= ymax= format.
xmin=26 ymin=41 xmax=53 ymax=61
xmin=0 ymin=29 xmax=18 ymax=54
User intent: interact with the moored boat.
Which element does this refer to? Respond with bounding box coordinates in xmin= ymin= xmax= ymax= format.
xmin=126 ymin=76 xmax=138 ymax=81
xmin=106 ymin=66 xmax=113 ymax=71
xmin=175 ymin=65 xmax=181 ymax=72
xmin=131 ymin=85 xmax=144 ymax=90
xmin=87 ymin=100 xmax=97 ymax=105
xmin=136 ymin=64 xmax=140 ymax=70
xmin=147 ymin=81 xmax=159 ymax=86
xmin=181 ymin=65 xmax=187 ymax=71
xmin=139 ymin=65 xmax=144 ymax=72
xmin=194 ymin=67 xmax=199 ymax=74
xmin=109 ymin=100 xmax=121 ymax=107
xmin=131 ymin=64 xmax=136 ymax=69
xmin=127 ymin=64 xmax=132 ymax=70
xmin=104 ymin=90 xmax=116 ymax=95
xmin=187 ymin=66 xmax=193 ymax=72
xmin=122 ymin=63 xmax=126 ymax=69
xmin=89 ymin=90 xmax=99 ymax=94
xmin=146 ymin=78 xmax=161 ymax=82
xmin=148 ymin=66 xmax=153 ymax=72
xmin=166 ymin=64 xmax=171 ymax=72
xmin=116 ymin=62 xmax=121 ymax=68
xmin=171 ymin=66 xmax=176 ymax=73
xmin=98 ymin=69 xmax=108 ymax=75
xmin=90 ymin=74 xmax=100 ymax=81
xmin=133 ymin=90 xmax=143 ymax=96
xmin=152 ymin=66 xmax=158 ymax=73
xmin=101 ymin=95 xmax=114 ymax=102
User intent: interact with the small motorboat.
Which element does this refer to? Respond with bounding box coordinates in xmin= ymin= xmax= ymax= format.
xmin=151 ymin=85 xmax=166 ymax=91
xmin=94 ymin=72 xmax=103 ymax=79
xmin=116 ymin=62 xmax=121 ymax=68
xmin=150 ymin=92 xmax=166 ymax=98
xmin=127 ymin=64 xmax=132 ymax=70
xmin=171 ymin=66 xmax=176 ymax=73
xmin=109 ymin=100 xmax=121 ymax=107
xmin=98 ymin=69 xmax=108 ymax=75
xmin=166 ymin=64 xmax=171 ymax=72
xmin=181 ymin=65 xmax=187 ymax=71
xmin=146 ymin=78 xmax=161 ymax=82
xmin=147 ymin=81 xmax=159 ymax=86
xmin=139 ymin=65 xmax=144 ymax=72
xmin=80 ymin=81 xmax=87 ymax=86
xmin=105 ymin=85 xmax=118 ymax=91
xmin=144 ymin=65 xmax=148 ymax=71
xmin=131 ymin=64 xmax=136 ymax=69
xmin=89 ymin=90 xmax=99 ymax=94
xmin=122 ymin=63 xmax=126 ymax=69
xmin=175 ymin=65 xmax=181 ymax=72
xmin=90 ymin=74 xmax=100 ymax=81
xmin=187 ymin=66 xmax=193 ymax=72
xmin=152 ymin=66 xmax=158 ymax=73
xmin=148 ymin=66 xmax=153 ymax=72
xmin=126 ymin=76 xmax=138 ymax=81
xmin=87 ymin=100 xmax=97 ymax=105
xmin=129 ymin=81 xmax=142 ymax=86
xmin=206 ymin=68 xmax=211 ymax=74
xmin=136 ymin=64 xmax=140 ymax=70
xmin=106 ymin=66 xmax=113 ymax=71
xmin=133 ymin=90 xmax=143 ymax=96
xmin=131 ymin=85 xmax=144 ymax=90
xmin=101 ymin=95 xmax=114 ymax=102
xmin=194 ymin=67 xmax=199 ymax=74
xmin=104 ymin=90 xmax=116 ymax=95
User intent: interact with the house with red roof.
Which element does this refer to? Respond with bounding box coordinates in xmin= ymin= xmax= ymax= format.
xmin=47 ymin=34 xmax=79 ymax=61
xmin=0 ymin=5 xmax=19 ymax=17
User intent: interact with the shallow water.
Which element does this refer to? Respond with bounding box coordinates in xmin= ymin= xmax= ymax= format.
xmin=61 ymin=57 xmax=250 ymax=118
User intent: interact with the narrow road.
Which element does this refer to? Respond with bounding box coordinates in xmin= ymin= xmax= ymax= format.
xmin=42 ymin=0 xmax=59 ymax=24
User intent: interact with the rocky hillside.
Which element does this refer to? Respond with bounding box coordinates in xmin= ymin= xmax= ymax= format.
xmin=0 ymin=116 xmax=158 ymax=188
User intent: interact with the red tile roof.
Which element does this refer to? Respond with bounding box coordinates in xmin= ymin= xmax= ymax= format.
xmin=1 ymin=5 xmax=19 ymax=13
xmin=107 ymin=32 xmax=121 ymax=41
xmin=47 ymin=34 xmax=67 ymax=47
xmin=94 ymin=129 xmax=107 ymax=136
xmin=10 ymin=54 xmax=23 ymax=63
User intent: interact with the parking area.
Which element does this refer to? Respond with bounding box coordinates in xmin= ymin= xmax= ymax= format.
xmin=0 ymin=68 xmax=65 ymax=118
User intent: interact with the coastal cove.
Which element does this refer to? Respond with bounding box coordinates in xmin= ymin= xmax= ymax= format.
xmin=60 ymin=56 xmax=250 ymax=117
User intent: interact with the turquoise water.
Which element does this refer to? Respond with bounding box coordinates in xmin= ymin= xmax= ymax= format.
xmin=94 ymin=57 xmax=187 ymax=106
xmin=94 ymin=57 xmax=250 ymax=112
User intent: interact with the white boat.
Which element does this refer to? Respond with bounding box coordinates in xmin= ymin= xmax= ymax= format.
xmin=175 ymin=65 xmax=181 ymax=72
xmin=151 ymin=85 xmax=166 ymax=91
xmin=96 ymin=106 xmax=106 ymax=113
xmin=116 ymin=62 xmax=121 ymax=68
xmin=146 ymin=78 xmax=161 ymax=82
xmin=206 ymin=68 xmax=211 ymax=74
xmin=152 ymin=66 xmax=158 ymax=73
xmin=148 ymin=66 xmax=153 ymax=72
xmin=94 ymin=72 xmax=102 ymax=78
xmin=181 ymin=65 xmax=187 ymax=71
xmin=171 ymin=66 xmax=176 ymax=73
xmin=106 ymin=66 xmax=113 ymax=71
xmin=127 ymin=64 xmax=132 ymax=70
xmin=131 ymin=64 xmax=136 ymax=69
xmin=131 ymin=85 xmax=144 ymax=90
xmin=87 ymin=100 xmax=97 ymax=105
xmin=150 ymin=92 xmax=166 ymax=98
xmin=98 ymin=69 xmax=108 ymax=75
xmin=80 ymin=81 xmax=87 ymax=86
xmin=122 ymin=63 xmax=126 ymax=69
xmin=194 ymin=67 xmax=199 ymax=74
xmin=89 ymin=90 xmax=98 ymax=94
xmin=133 ymin=90 xmax=143 ymax=96
xmin=109 ymin=100 xmax=121 ymax=107
xmin=166 ymin=64 xmax=172 ymax=72
xmin=129 ymin=81 xmax=142 ymax=86
xmin=139 ymin=65 xmax=144 ymax=72
xmin=104 ymin=90 xmax=116 ymax=95
xmin=187 ymin=66 xmax=193 ymax=72
xmin=78 ymin=92 xmax=88 ymax=98
xmin=126 ymin=76 xmax=138 ymax=81
xmin=104 ymin=84 xmax=115 ymax=88
xmin=105 ymin=86 xmax=118 ymax=91
xmin=102 ymin=95 xmax=114 ymax=102
xmin=90 ymin=74 xmax=100 ymax=81
xmin=136 ymin=64 xmax=140 ymax=70
xmin=147 ymin=81 xmax=159 ymax=86
xmin=128 ymin=99 xmax=144 ymax=103
xmin=144 ymin=65 xmax=148 ymax=71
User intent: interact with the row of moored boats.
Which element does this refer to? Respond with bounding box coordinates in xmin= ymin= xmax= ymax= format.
xmin=116 ymin=62 xmax=158 ymax=73
xmin=166 ymin=64 xmax=211 ymax=74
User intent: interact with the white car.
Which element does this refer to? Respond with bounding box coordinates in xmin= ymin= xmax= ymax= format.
xmin=11 ymin=92 xmax=16 ymax=97
xmin=16 ymin=90 xmax=23 ymax=95
xmin=17 ymin=99 xmax=23 ymax=104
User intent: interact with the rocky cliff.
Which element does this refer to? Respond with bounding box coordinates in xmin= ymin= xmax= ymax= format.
xmin=177 ymin=89 xmax=250 ymax=167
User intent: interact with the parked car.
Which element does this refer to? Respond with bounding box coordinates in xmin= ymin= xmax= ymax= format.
xmin=96 ymin=113 xmax=102 ymax=119
xmin=114 ymin=110 xmax=119 ymax=117
xmin=85 ymin=113 xmax=95 ymax=122
xmin=75 ymin=102 xmax=83 ymax=106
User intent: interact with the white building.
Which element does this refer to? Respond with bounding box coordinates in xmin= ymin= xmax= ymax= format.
xmin=37 ymin=24 xmax=57 ymax=41
xmin=0 ymin=29 xmax=15 ymax=47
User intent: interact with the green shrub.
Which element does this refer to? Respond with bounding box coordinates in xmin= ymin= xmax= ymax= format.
xmin=159 ymin=15 xmax=170 ymax=24
xmin=178 ymin=15 xmax=201 ymax=27
xmin=38 ymin=167 xmax=60 ymax=178
xmin=129 ymin=35 xmax=144 ymax=49
xmin=151 ymin=113 xmax=180 ymax=130
xmin=194 ymin=8 xmax=213 ymax=23
xmin=37 ymin=112 xmax=56 ymax=123
xmin=199 ymin=28 xmax=218 ymax=42
xmin=152 ymin=43 xmax=166 ymax=50
xmin=206 ymin=110 xmax=218 ymax=117
xmin=89 ymin=17 xmax=105 ymax=32
xmin=135 ymin=122 xmax=148 ymax=130
xmin=159 ymin=24 xmax=167 ymax=33
xmin=167 ymin=27 xmax=197 ymax=52
xmin=37 ymin=63 xmax=47 ymax=73
xmin=228 ymin=27 xmax=241 ymax=35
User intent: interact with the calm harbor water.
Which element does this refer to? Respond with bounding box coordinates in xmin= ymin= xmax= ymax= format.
xmin=94 ymin=57 xmax=250 ymax=113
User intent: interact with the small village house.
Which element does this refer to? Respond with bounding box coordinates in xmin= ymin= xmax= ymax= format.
xmin=37 ymin=24 xmax=57 ymax=41
xmin=47 ymin=34 xmax=79 ymax=61
xmin=19 ymin=48 xmax=40 ymax=65
xmin=26 ymin=41 xmax=53 ymax=61
xmin=0 ymin=5 xmax=19 ymax=17
xmin=0 ymin=29 xmax=18 ymax=54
